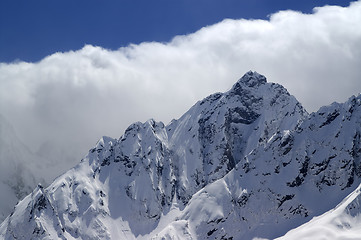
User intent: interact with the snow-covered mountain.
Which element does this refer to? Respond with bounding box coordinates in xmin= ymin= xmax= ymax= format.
xmin=153 ymin=90 xmax=361 ymax=240
xmin=1 ymin=71 xmax=360 ymax=239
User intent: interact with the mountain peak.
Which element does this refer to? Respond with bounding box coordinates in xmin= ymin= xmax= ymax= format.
xmin=235 ymin=71 xmax=267 ymax=89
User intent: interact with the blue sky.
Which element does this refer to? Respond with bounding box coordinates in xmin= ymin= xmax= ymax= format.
xmin=0 ymin=0 xmax=352 ymax=62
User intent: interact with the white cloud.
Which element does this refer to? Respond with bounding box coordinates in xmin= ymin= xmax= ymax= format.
xmin=0 ymin=1 xmax=361 ymax=176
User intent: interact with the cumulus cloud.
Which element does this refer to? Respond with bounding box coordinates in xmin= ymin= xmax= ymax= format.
xmin=1 ymin=1 xmax=361 ymax=175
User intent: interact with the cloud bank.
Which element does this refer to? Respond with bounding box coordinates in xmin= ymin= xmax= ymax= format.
xmin=1 ymin=1 xmax=361 ymax=174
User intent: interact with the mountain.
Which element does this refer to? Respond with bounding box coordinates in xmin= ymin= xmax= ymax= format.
xmin=152 ymin=91 xmax=361 ymax=240
xmin=1 ymin=71 xmax=360 ymax=239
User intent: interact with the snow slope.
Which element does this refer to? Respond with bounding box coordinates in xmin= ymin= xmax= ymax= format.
xmin=277 ymin=183 xmax=361 ymax=240
xmin=1 ymin=71 xmax=360 ymax=240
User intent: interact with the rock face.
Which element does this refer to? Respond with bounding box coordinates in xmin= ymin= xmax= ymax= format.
xmin=1 ymin=71 xmax=360 ymax=240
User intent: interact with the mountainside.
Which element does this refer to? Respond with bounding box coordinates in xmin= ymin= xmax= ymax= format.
xmin=1 ymin=71 xmax=360 ymax=239
xmin=153 ymin=90 xmax=361 ymax=240
xmin=276 ymin=183 xmax=361 ymax=240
